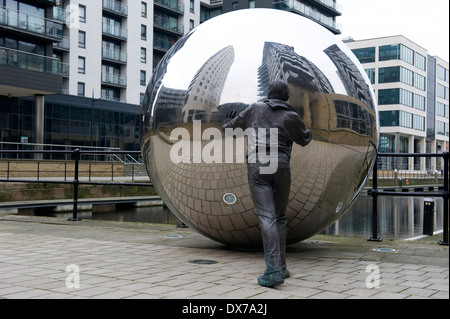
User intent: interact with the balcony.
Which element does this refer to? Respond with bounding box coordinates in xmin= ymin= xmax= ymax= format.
xmin=102 ymin=22 xmax=127 ymax=40
xmin=53 ymin=6 xmax=69 ymax=22
xmin=308 ymin=0 xmax=342 ymax=16
xmin=0 ymin=5 xmax=63 ymax=41
xmin=0 ymin=46 xmax=69 ymax=77
xmin=153 ymin=36 xmax=173 ymax=52
xmin=102 ymin=47 xmax=127 ymax=64
xmin=154 ymin=0 xmax=184 ymax=15
xmin=102 ymin=0 xmax=128 ymax=17
xmin=53 ymin=36 xmax=70 ymax=51
xmin=101 ymin=72 xmax=127 ymax=87
xmin=273 ymin=0 xmax=341 ymax=34
xmin=153 ymin=15 xmax=184 ymax=35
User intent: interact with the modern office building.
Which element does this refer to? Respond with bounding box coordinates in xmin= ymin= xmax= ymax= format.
xmin=346 ymin=35 xmax=449 ymax=173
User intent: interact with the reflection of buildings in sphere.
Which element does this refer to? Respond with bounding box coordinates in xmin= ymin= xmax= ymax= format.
xmin=183 ymin=46 xmax=235 ymax=123
xmin=140 ymin=9 xmax=379 ymax=247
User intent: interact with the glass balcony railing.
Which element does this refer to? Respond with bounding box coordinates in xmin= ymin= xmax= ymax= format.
xmin=53 ymin=36 xmax=70 ymax=51
xmin=102 ymin=0 xmax=128 ymax=16
xmin=0 ymin=5 xmax=63 ymax=39
xmin=101 ymin=72 xmax=127 ymax=87
xmin=315 ymin=0 xmax=342 ymax=14
xmin=154 ymin=15 xmax=184 ymax=34
xmin=273 ymin=0 xmax=341 ymax=33
xmin=102 ymin=22 xmax=127 ymax=39
xmin=102 ymin=47 xmax=127 ymax=63
xmin=153 ymin=36 xmax=173 ymax=52
xmin=0 ymin=46 xmax=69 ymax=77
xmin=53 ymin=6 xmax=69 ymax=22
xmin=154 ymin=0 xmax=184 ymax=14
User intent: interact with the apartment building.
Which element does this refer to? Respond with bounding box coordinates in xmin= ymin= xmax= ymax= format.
xmin=0 ymin=0 xmax=191 ymax=157
xmin=1 ymin=0 xmax=344 ymax=157
xmin=200 ymin=0 xmax=342 ymax=34
xmin=346 ymin=35 xmax=449 ymax=173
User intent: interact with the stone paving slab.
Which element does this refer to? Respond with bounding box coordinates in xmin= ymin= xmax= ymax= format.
xmin=0 ymin=215 xmax=448 ymax=302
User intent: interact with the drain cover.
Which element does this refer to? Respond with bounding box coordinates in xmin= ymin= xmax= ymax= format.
xmin=189 ymin=260 xmax=217 ymax=264
xmin=223 ymin=193 xmax=237 ymax=205
xmin=372 ymin=248 xmax=396 ymax=252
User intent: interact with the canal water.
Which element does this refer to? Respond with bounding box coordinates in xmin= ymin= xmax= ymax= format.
xmin=85 ymin=195 xmax=445 ymax=240
xmin=323 ymin=195 xmax=444 ymax=239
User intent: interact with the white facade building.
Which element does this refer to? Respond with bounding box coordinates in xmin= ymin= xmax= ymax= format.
xmin=56 ymin=0 xmax=195 ymax=105
xmin=56 ymin=0 xmax=342 ymax=106
xmin=346 ymin=35 xmax=449 ymax=173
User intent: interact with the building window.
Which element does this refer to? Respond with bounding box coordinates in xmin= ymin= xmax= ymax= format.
xmin=436 ymin=121 xmax=446 ymax=135
xmin=140 ymin=70 xmax=146 ymax=86
xmin=399 ymin=88 xmax=413 ymax=107
xmin=379 ymin=134 xmax=395 ymax=153
xmin=189 ymin=19 xmax=194 ymax=31
xmin=378 ymin=66 xmax=399 ymax=83
xmin=140 ymin=93 xmax=145 ymax=105
xmin=190 ymin=0 xmax=194 ymax=13
xmin=78 ymin=31 xmax=86 ymax=48
xmin=378 ymin=88 xmax=413 ymax=107
xmin=352 ymin=47 xmax=375 ymax=63
xmin=400 ymin=67 xmax=414 ymax=86
xmin=249 ymin=0 xmax=255 ymax=8
xmin=232 ymin=2 xmax=239 ymax=10
xmin=379 ymin=89 xmax=399 ymax=105
xmin=78 ymin=57 xmax=85 ymax=74
xmin=415 ymin=52 xmax=426 ymax=71
xmin=437 ymin=102 xmax=448 ymax=118
xmin=140 ymin=48 xmax=146 ymax=63
xmin=378 ymin=66 xmax=414 ymax=86
xmin=413 ymin=114 xmax=425 ymax=131
xmin=141 ymin=25 xmax=147 ymax=40
xmin=400 ymin=45 xmax=414 ymax=65
xmin=79 ymin=5 xmax=86 ymax=23
xmin=379 ymin=44 xmax=414 ymax=64
xmin=437 ymin=83 xmax=448 ymax=100
xmin=414 ymin=94 xmax=426 ymax=111
xmin=77 ymin=82 xmax=85 ymax=97
xmin=379 ymin=44 xmax=399 ymax=61
xmin=141 ymin=2 xmax=147 ymax=18
xmin=399 ymin=111 xmax=413 ymax=128
xmin=437 ymin=64 xmax=449 ymax=82
xmin=414 ymin=73 xmax=426 ymax=91
xmin=365 ymin=68 xmax=375 ymax=84
xmin=379 ymin=110 xmax=399 ymax=127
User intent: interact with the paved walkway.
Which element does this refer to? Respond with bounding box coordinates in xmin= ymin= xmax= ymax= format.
xmin=0 ymin=215 xmax=448 ymax=300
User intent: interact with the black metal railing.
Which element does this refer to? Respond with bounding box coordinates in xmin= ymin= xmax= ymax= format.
xmin=0 ymin=149 xmax=152 ymax=221
xmin=369 ymin=152 xmax=449 ymax=245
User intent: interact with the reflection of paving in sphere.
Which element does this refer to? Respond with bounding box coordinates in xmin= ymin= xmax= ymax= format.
xmin=141 ymin=9 xmax=379 ymax=248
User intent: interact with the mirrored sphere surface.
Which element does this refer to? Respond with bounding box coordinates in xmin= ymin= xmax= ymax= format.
xmin=141 ymin=9 xmax=379 ymax=248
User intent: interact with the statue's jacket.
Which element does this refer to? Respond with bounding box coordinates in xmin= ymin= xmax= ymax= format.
xmin=222 ymin=99 xmax=312 ymax=168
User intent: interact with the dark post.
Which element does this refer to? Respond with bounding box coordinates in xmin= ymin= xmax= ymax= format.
xmin=368 ymin=158 xmax=382 ymax=241
xmin=423 ymin=198 xmax=435 ymax=236
xmin=439 ymin=151 xmax=449 ymax=245
xmin=68 ymin=148 xmax=81 ymax=221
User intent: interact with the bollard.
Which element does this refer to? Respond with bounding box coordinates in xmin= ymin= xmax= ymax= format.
xmin=423 ymin=198 xmax=435 ymax=236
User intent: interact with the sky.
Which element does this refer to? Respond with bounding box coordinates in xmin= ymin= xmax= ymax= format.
xmin=337 ymin=0 xmax=449 ymax=61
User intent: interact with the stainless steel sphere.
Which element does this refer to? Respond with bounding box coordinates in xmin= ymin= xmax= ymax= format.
xmin=141 ymin=9 xmax=379 ymax=248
